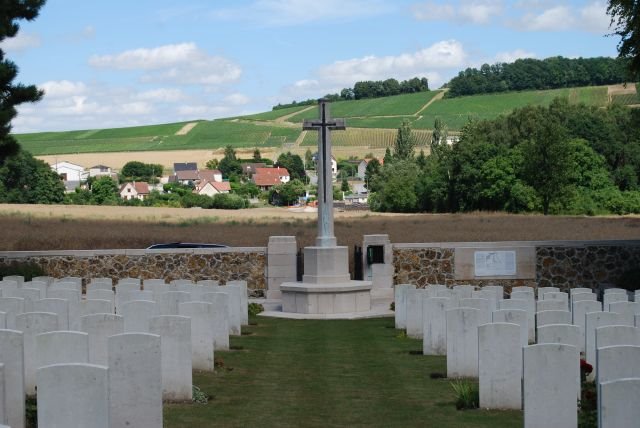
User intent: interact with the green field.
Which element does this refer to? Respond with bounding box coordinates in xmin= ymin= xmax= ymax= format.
xmin=236 ymin=105 xmax=312 ymax=121
xmin=164 ymin=316 xmax=522 ymax=427
xmin=414 ymin=86 xmax=609 ymax=130
xmin=17 ymin=120 xmax=302 ymax=155
xmin=12 ymin=84 xmax=624 ymax=155
xmin=287 ymin=91 xmax=441 ymax=123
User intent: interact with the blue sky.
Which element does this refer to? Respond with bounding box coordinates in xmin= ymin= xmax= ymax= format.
xmin=2 ymin=0 xmax=619 ymax=133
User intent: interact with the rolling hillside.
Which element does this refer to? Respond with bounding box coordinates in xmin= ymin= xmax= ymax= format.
xmin=14 ymin=84 xmax=628 ymax=157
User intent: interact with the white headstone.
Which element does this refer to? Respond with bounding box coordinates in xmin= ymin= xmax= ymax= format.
xmin=179 ymin=301 xmax=215 ymax=371
xmin=115 ymin=290 xmax=154 ymax=314
xmin=395 ymin=284 xmax=414 ymax=330
xmin=85 ymin=289 xmax=115 ymax=312
xmin=543 ymin=291 xmax=569 ymax=307
xmin=3 ymin=275 xmax=24 ymax=285
xmin=452 ymin=284 xmax=474 ymax=299
xmin=570 ymin=287 xmax=592 ymax=296
xmin=596 ymin=325 xmax=640 ymax=349
xmin=0 ymin=364 xmax=4 ymax=425
xmin=446 ymin=307 xmax=481 ymax=378
xmin=227 ymin=281 xmax=249 ymax=325
xmin=145 ymin=282 xmax=170 ymax=301
xmin=157 ymin=291 xmax=191 ymax=316
xmin=482 ymin=285 xmax=504 ymax=302
xmin=80 ymin=313 xmax=124 ymax=365
xmin=68 ymin=299 xmax=112 ymax=331
xmin=499 ymin=298 xmax=534 ymax=343
xmin=478 ymin=323 xmax=522 ymax=409
xmin=201 ymin=292 xmax=230 ymax=351
xmin=15 ymin=312 xmax=58 ymax=395
xmin=0 ymin=330 xmax=24 ymax=428
xmin=573 ymin=299 xmax=603 ymax=353
xmin=537 ymin=286 xmax=560 ymax=299
xmin=604 ymin=287 xmax=627 ymax=295
xmin=0 ymin=297 xmax=25 ymax=329
xmin=604 ymin=292 xmax=628 ymax=311
xmin=422 ymin=297 xmax=451 ymax=355
xmin=32 ymin=298 xmax=69 ymax=330
xmin=197 ymin=279 xmax=219 ymax=287
xmin=108 ymin=333 xmax=163 ymax=428
xmin=492 ymin=309 xmax=528 ymax=348
xmin=117 ymin=277 xmax=141 ymax=287
xmin=2 ymin=287 xmax=41 ymax=312
xmin=523 ymin=344 xmax=579 ymax=428
xmin=598 ymin=378 xmax=640 ymax=428
xmin=585 ymin=311 xmax=634 ymax=368
xmin=458 ymin=298 xmax=491 ymax=324
xmin=37 ymin=363 xmax=109 ymax=428
xmin=87 ymin=279 xmax=112 ymax=291
xmin=406 ymin=288 xmax=428 ymax=339
xmin=596 ymin=345 xmax=640 ymax=385
xmin=536 ymin=310 xmax=571 ymax=328
xmin=47 ymin=288 xmax=80 ymax=302
xmin=36 ymin=331 xmax=89 ymax=366
xmin=212 ymin=286 xmax=242 ymax=336
xmin=609 ymin=301 xmax=640 ymax=316
xmin=537 ymin=324 xmax=581 ymax=348
xmin=170 ymin=279 xmax=194 ymax=287
xmin=471 ymin=290 xmax=497 ymax=312
xmin=143 ymin=278 xmax=166 ymax=289
xmin=536 ymin=299 xmax=566 ymax=312
xmin=149 ymin=315 xmax=193 ymax=401
xmin=0 ymin=312 xmax=5 ymax=329
xmin=122 ymin=300 xmax=158 ymax=333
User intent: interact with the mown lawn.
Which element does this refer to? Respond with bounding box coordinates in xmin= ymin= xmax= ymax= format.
xmin=164 ymin=317 xmax=522 ymax=428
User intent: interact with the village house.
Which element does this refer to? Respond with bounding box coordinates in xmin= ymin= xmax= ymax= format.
xmin=240 ymin=162 xmax=267 ymax=178
xmin=88 ymin=164 xmax=113 ymax=178
xmin=119 ymin=181 xmax=150 ymax=201
xmin=50 ymin=161 xmax=88 ymax=192
xmin=195 ymin=180 xmax=231 ymax=196
xmin=312 ymin=153 xmax=338 ymax=177
xmin=252 ymin=167 xmax=290 ymax=189
xmin=173 ymin=162 xmax=197 ymax=173
xmin=197 ymin=169 xmax=223 ymax=184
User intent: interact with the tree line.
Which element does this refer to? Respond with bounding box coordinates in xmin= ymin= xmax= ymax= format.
xmin=368 ymin=99 xmax=640 ymax=215
xmin=273 ymin=77 xmax=430 ymax=110
xmin=446 ymin=56 xmax=632 ymax=98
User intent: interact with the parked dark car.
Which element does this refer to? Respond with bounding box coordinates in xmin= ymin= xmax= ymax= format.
xmin=146 ymin=242 xmax=228 ymax=249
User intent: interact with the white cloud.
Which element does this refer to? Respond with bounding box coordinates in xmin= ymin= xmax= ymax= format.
xmin=317 ymin=40 xmax=466 ymax=85
xmin=40 ymin=81 xmax=87 ymax=99
xmin=224 ymin=93 xmax=251 ymax=106
xmin=513 ymin=1 xmax=610 ymax=33
xmin=493 ymin=49 xmax=536 ymax=63
xmin=412 ymin=1 xmax=503 ymax=25
xmin=89 ymin=42 xmax=242 ymax=86
xmin=213 ymin=0 xmax=390 ymax=26
xmin=0 ymin=32 xmax=41 ymax=53
xmin=136 ymin=88 xmax=187 ymax=103
xmin=82 ymin=26 xmax=96 ymax=39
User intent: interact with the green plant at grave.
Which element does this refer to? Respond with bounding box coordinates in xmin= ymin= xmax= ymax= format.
xmin=578 ymin=381 xmax=597 ymax=428
xmin=192 ymin=386 xmax=209 ymax=404
xmin=25 ymin=395 xmax=37 ymax=428
xmin=0 ymin=261 xmax=45 ymax=281
xmin=390 ymin=301 xmax=395 ymax=311
xmin=450 ymin=379 xmax=479 ymax=410
xmin=248 ymin=302 xmax=264 ymax=317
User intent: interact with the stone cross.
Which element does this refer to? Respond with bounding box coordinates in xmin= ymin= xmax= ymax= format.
xmin=303 ymin=99 xmax=346 ymax=247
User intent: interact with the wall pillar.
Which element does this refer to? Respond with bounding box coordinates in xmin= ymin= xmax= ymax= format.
xmin=267 ymin=236 xmax=297 ymax=300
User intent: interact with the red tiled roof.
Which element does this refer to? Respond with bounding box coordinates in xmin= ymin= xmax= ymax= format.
xmin=255 ymin=167 xmax=290 ymax=177
xmin=119 ymin=182 xmax=149 ymax=194
xmin=211 ymin=181 xmax=231 ymax=192
xmin=197 ymin=169 xmax=222 ymax=182
xmin=253 ymin=175 xmax=282 ymax=186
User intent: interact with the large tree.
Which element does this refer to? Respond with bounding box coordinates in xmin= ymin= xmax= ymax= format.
xmin=393 ymin=119 xmax=416 ymax=160
xmin=0 ymin=0 xmax=47 ymax=164
xmin=608 ymin=0 xmax=640 ymax=79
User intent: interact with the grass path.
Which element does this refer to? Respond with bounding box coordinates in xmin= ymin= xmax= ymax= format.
xmin=164 ymin=317 xmax=522 ymax=428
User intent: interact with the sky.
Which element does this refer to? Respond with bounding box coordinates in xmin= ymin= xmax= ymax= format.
xmin=2 ymin=0 xmax=620 ymax=133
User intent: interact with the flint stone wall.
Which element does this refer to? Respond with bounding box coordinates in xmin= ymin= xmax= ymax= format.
xmin=0 ymin=248 xmax=266 ymax=293
xmin=393 ymin=241 xmax=640 ymax=292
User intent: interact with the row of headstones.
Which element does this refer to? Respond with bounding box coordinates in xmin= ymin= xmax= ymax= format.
xmin=0 ymin=276 xmax=250 ymax=428
xmin=395 ymin=284 xmax=640 ymax=428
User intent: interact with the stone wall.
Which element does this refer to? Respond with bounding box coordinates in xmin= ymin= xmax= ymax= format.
xmin=393 ymin=240 xmax=640 ymax=292
xmin=0 ymin=248 xmax=267 ymax=293
xmin=536 ymin=242 xmax=640 ymax=291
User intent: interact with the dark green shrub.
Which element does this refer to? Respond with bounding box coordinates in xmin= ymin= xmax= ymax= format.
xmin=26 ymin=395 xmax=37 ymax=427
xmin=0 ymin=261 xmax=45 ymax=281
xmin=578 ymin=380 xmax=597 ymax=428
xmin=192 ymin=386 xmax=209 ymax=404
xmin=248 ymin=302 xmax=264 ymax=317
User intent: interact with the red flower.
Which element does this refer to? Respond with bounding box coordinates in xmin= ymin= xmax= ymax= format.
xmin=580 ymin=359 xmax=593 ymax=374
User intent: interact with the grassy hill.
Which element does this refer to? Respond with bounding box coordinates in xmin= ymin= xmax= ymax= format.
xmin=14 ymin=84 xmax=625 ymax=156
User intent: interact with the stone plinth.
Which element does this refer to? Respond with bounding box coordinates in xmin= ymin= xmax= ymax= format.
xmin=280 ymin=281 xmax=372 ymax=314
xmin=302 ymin=246 xmax=351 ymax=284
